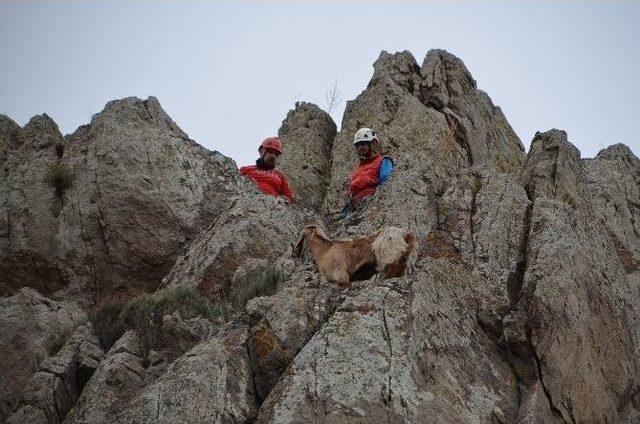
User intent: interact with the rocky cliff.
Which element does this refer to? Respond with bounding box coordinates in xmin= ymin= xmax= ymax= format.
xmin=1 ymin=49 xmax=638 ymax=423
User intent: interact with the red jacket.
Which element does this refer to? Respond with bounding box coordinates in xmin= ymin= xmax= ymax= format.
xmin=348 ymin=153 xmax=384 ymax=201
xmin=239 ymin=165 xmax=295 ymax=200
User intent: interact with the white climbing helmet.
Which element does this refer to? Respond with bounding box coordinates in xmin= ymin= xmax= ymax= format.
xmin=353 ymin=127 xmax=378 ymax=145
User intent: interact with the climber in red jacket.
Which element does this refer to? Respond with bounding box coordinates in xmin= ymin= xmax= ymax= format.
xmin=348 ymin=127 xmax=394 ymax=201
xmin=239 ymin=137 xmax=295 ymax=201
xmin=342 ymin=128 xmax=394 ymax=217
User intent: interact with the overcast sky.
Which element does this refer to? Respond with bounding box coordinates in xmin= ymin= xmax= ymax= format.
xmin=1 ymin=1 xmax=638 ymax=165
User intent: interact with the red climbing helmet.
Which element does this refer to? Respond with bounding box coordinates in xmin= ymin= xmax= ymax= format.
xmin=259 ymin=137 xmax=283 ymax=154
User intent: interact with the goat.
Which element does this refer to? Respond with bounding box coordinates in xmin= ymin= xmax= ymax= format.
xmin=293 ymin=224 xmax=416 ymax=287
xmin=372 ymin=226 xmax=417 ymax=278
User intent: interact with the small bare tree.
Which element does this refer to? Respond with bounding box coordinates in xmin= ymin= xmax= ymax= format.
xmin=292 ymin=92 xmax=302 ymax=108
xmin=325 ymin=78 xmax=342 ymax=115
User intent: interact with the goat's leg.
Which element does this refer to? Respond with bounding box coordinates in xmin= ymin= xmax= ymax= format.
xmin=331 ymin=268 xmax=351 ymax=288
xmin=383 ymin=263 xmax=405 ymax=279
xmin=373 ymin=265 xmax=388 ymax=282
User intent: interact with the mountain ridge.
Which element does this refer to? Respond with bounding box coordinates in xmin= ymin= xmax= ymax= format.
xmin=1 ymin=49 xmax=638 ymax=423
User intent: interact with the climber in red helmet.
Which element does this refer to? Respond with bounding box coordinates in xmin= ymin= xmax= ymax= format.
xmin=239 ymin=137 xmax=295 ymax=201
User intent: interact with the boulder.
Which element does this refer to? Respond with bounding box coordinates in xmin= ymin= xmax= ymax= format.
xmin=65 ymin=331 xmax=146 ymax=424
xmin=0 ymin=288 xmax=85 ymax=422
xmin=6 ymin=324 xmax=104 ymax=423
xmin=161 ymin=193 xmax=310 ymax=300
xmin=500 ymin=130 xmax=640 ymax=422
xmin=0 ymin=115 xmax=21 ymax=257
xmin=1 ymin=97 xmax=248 ymax=301
xmin=257 ymin=264 xmax=518 ymax=423
xmin=278 ymin=102 xmax=337 ymax=210
xmin=1 ymin=115 xmax=69 ymax=296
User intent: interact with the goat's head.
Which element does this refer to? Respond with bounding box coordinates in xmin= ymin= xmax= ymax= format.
xmin=293 ymin=224 xmax=327 ymax=257
xmin=293 ymin=225 xmax=314 ymax=257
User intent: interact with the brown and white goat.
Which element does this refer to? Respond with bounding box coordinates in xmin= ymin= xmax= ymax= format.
xmin=372 ymin=226 xmax=417 ymax=278
xmin=293 ymin=225 xmax=416 ymax=287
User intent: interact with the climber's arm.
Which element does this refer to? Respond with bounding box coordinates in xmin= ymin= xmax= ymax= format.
xmin=379 ymin=157 xmax=394 ymax=186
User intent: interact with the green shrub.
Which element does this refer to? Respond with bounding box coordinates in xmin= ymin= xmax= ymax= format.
xmin=121 ymin=287 xmax=231 ymax=356
xmin=119 ymin=294 xmax=162 ymax=356
xmin=89 ymin=300 xmax=127 ymax=350
xmin=45 ymin=163 xmax=74 ymax=195
xmin=155 ymin=286 xmax=230 ymax=320
xmin=88 ymin=268 xmax=284 ymax=356
xmin=89 ymin=287 xmax=229 ymax=355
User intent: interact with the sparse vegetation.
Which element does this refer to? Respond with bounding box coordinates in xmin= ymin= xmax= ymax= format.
xmin=88 ymin=267 xmax=283 ymax=357
xmin=89 ymin=300 xmax=127 ymax=351
xmin=89 ymin=287 xmax=229 ymax=355
xmin=45 ymin=163 xmax=75 ymax=196
xmin=325 ymin=78 xmax=342 ymax=115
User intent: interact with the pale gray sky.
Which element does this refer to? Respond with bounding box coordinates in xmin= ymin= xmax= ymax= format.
xmin=1 ymin=1 xmax=639 ymax=166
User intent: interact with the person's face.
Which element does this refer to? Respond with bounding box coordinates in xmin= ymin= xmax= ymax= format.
xmin=260 ymin=147 xmax=280 ymax=167
xmin=355 ymin=141 xmax=374 ymax=160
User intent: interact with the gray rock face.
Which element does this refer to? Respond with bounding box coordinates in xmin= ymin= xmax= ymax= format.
xmin=429 ymin=168 xmax=530 ymax=303
xmin=64 ymin=331 xmax=146 ymax=424
xmin=500 ymin=130 xmax=640 ymax=423
xmin=252 ymin=167 xmax=532 ymax=422
xmin=58 ymin=97 xmax=245 ymax=299
xmin=257 ymin=268 xmax=518 ymax=423
xmin=521 ymin=129 xmax=583 ymax=201
xmin=0 ymin=288 xmax=85 ymax=422
xmin=157 ymin=312 xmax=217 ymax=364
xmin=583 ymin=142 xmax=640 ymax=421
xmin=66 ymin=327 xmax=257 ymax=424
xmin=0 ymin=115 xmax=21 ymax=257
xmin=245 ymin=262 xmax=342 ymax=402
xmin=584 ymin=143 xmax=640 ymax=273
xmin=419 ymin=50 xmax=525 ymax=168
xmin=323 ymin=49 xmax=525 ymax=215
xmin=323 ymin=51 xmax=467 ymax=215
xmin=1 ymin=97 xmax=247 ymax=301
xmin=161 ymin=193 xmax=309 ymax=299
xmin=278 ymin=102 xmax=337 ymax=210
xmin=1 ymin=115 xmax=69 ymax=296
xmin=112 ymin=327 xmax=257 ymax=424
xmin=6 ymin=324 xmax=104 ymax=424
